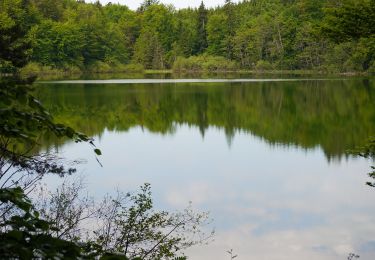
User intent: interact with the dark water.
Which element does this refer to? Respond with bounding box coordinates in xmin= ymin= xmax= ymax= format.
xmin=36 ymin=78 xmax=375 ymax=259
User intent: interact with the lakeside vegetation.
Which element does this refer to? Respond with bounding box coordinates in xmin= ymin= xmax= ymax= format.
xmin=1 ymin=0 xmax=374 ymax=76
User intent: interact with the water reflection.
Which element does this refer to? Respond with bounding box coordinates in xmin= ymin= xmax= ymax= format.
xmin=36 ymin=78 xmax=375 ymax=160
xmin=37 ymin=78 xmax=375 ymax=259
xmin=44 ymin=126 xmax=374 ymax=260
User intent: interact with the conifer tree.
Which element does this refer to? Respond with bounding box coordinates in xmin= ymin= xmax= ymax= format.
xmin=194 ymin=1 xmax=208 ymax=55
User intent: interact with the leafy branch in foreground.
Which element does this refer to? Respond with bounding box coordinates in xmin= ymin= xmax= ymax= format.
xmin=0 ymin=77 xmax=101 ymax=204
xmin=35 ymin=179 xmax=214 ymax=259
xmin=0 ymin=77 xmax=98 ymax=147
xmin=0 ymin=187 xmax=87 ymax=259
xmin=349 ymin=137 xmax=375 ymax=187
xmin=95 ymin=183 xmax=213 ymax=259
xmin=0 ymin=77 xmax=102 ymax=258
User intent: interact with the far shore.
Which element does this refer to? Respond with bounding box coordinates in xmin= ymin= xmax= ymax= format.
xmin=1 ymin=68 xmax=372 ymax=81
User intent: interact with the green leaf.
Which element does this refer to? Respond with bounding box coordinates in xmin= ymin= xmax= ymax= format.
xmin=94 ymin=149 xmax=102 ymax=156
xmin=7 ymin=230 xmax=24 ymax=241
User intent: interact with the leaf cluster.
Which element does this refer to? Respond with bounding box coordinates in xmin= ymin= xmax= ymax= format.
xmin=350 ymin=138 xmax=375 ymax=187
xmin=94 ymin=184 xmax=213 ymax=259
xmin=0 ymin=187 xmax=85 ymax=259
xmin=0 ymin=77 xmax=103 ymax=258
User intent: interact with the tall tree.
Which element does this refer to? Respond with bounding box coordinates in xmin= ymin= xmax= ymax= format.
xmin=174 ymin=8 xmax=198 ymax=57
xmin=322 ymin=0 xmax=375 ymax=42
xmin=194 ymin=1 xmax=208 ymax=55
xmin=206 ymin=12 xmax=227 ymax=56
xmin=0 ymin=0 xmax=36 ymax=73
xmin=138 ymin=0 xmax=160 ymax=12
xmin=31 ymin=0 xmax=64 ymax=21
xmin=223 ymin=0 xmax=236 ymax=59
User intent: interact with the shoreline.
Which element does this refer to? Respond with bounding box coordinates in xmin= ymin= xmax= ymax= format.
xmin=1 ymin=68 xmax=372 ymax=80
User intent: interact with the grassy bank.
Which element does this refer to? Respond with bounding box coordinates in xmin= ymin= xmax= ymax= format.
xmin=173 ymin=55 xmax=238 ymax=72
xmin=10 ymin=61 xmax=373 ymax=80
xmin=172 ymin=55 xmax=374 ymax=76
xmin=19 ymin=62 xmax=145 ymax=77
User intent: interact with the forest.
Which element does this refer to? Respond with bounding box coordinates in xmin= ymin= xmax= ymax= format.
xmin=1 ymin=0 xmax=374 ymax=74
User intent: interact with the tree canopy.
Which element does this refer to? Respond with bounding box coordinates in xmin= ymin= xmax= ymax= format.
xmin=1 ymin=0 xmax=374 ymax=74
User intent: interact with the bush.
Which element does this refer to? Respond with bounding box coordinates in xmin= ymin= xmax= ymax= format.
xmin=0 ymin=60 xmax=16 ymax=74
xmin=173 ymin=55 xmax=237 ymax=72
xmin=122 ymin=63 xmax=144 ymax=73
xmin=368 ymin=61 xmax=375 ymax=74
xmin=19 ymin=62 xmax=44 ymax=76
xmin=87 ymin=61 xmax=112 ymax=73
xmin=87 ymin=61 xmax=144 ymax=73
xmin=322 ymin=42 xmax=353 ymax=73
xmin=20 ymin=62 xmax=82 ymax=76
xmin=35 ymin=180 xmax=212 ymax=260
xmin=323 ymin=38 xmax=375 ymax=73
xmin=255 ymin=60 xmax=273 ymax=71
xmin=20 ymin=61 xmax=145 ymax=75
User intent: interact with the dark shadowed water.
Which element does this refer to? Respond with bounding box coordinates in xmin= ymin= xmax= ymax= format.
xmin=36 ymin=77 xmax=375 ymax=259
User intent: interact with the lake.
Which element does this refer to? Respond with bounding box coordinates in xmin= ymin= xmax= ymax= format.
xmin=36 ymin=76 xmax=375 ymax=259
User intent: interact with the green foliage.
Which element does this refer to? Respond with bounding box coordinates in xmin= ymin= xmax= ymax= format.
xmin=320 ymin=0 xmax=375 ymax=71
xmin=173 ymin=55 xmax=237 ymax=72
xmin=138 ymin=0 xmax=160 ymax=12
xmin=133 ymin=31 xmax=165 ymax=69
xmin=350 ymin=138 xmax=375 ymax=187
xmin=20 ymin=62 xmax=144 ymax=75
xmin=323 ymin=37 xmax=375 ymax=72
xmin=369 ymin=61 xmax=375 ymax=74
xmin=93 ymin=183 xmax=211 ymax=259
xmin=0 ymin=77 xmax=93 ymax=146
xmin=206 ymin=12 xmax=228 ymax=56
xmin=20 ymin=62 xmax=81 ymax=77
xmin=0 ymin=0 xmax=36 ymax=73
xmin=33 ymin=178 xmax=211 ymax=259
xmin=133 ymin=3 xmax=176 ymax=69
xmin=174 ymin=9 xmax=198 ymax=58
xmin=255 ymin=60 xmax=273 ymax=71
xmin=122 ymin=63 xmax=144 ymax=73
xmin=322 ymin=0 xmax=375 ymax=42
xmin=0 ymin=73 xmax=99 ymax=257
xmin=2 ymin=0 xmax=375 ymax=73
xmin=0 ymin=187 xmax=85 ymax=259
xmin=31 ymin=0 xmax=65 ymax=21
xmin=30 ymin=19 xmax=84 ymax=68
xmin=194 ymin=1 xmax=208 ymax=55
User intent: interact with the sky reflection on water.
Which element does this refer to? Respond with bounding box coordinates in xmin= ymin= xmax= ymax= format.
xmin=44 ymin=125 xmax=375 ymax=260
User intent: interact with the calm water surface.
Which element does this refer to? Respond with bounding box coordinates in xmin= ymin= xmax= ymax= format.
xmin=36 ymin=77 xmax=375 ymax=259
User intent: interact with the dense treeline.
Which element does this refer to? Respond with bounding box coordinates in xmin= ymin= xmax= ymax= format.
xmin=1 ymin=0 xmax=374 ymax=74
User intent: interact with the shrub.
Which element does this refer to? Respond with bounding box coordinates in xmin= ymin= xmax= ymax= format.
xmin=255 ymin=60 xmax=273 ymax=71
xmin=87 ymin=61 xmax=144 ymax=73
xmin=20 ymin=62 xmax=82 ymax=76
xmin=87 ymin=61 xmax=112 ymax=73
xmin=323 ymin=39 xmax=375 ymax=73
xmin=122 ymin=63 xmax=144 ymax=73
xmin=173 ymin=55 xmax=237 ymax=72
xmin=20 ymin=62 xmax=63 ymax=76
xmin=368 ymin=61 xmax=375 ymax=74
